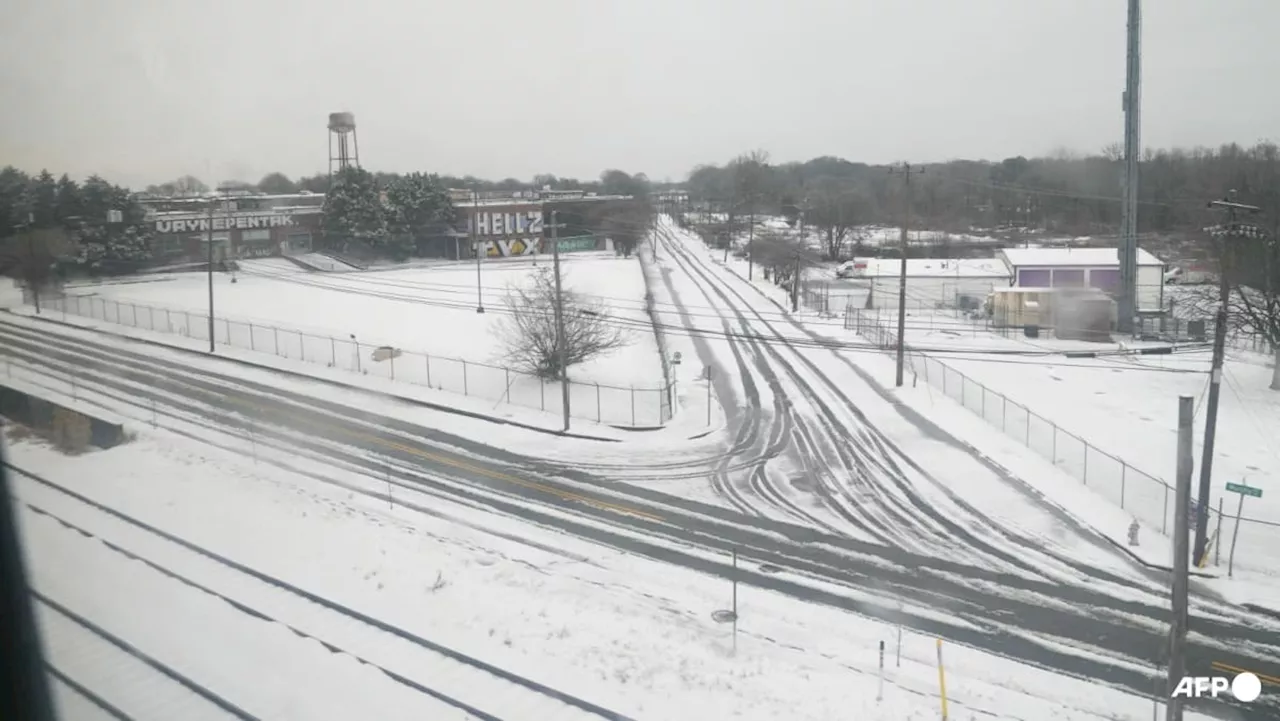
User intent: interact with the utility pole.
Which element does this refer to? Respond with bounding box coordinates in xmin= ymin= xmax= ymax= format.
xmin=890 ymin=163 xmax=924 ymax=387
xmin=206 ymin=200 xmax=216 ymax=353
xmin=791 ymin=201 xmax=808 ymax=312
xmin=1118 ymin=0 xmax=1143 ymax=334
xmin=550 ymin=210 xmax=570 ymax=432
xmin=472 ymin=189 xmax=485 ymax=314
xmin=1195 ymin=194 xmax=1262 ymax=562
xmin=1167 ymin=395 xmax=1194 ymax=721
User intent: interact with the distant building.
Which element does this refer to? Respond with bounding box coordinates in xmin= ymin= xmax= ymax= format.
xmin=997 ymin=247 xmax=1165 ymax=311
xmin=138 ymin=192 xmax=323 ymax=264
xmin=836 ymin=257 xmax=1011 ymax=311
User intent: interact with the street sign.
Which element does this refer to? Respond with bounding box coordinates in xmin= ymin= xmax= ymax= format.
xmin=1226 ymin=482 xmax=1262 ymax=498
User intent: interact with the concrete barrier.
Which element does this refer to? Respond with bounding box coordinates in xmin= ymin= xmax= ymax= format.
xmin=0 ymin=385 xmax=126 ymax=451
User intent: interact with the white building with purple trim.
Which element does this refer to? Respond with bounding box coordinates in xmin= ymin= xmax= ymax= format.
xmin=997 ymin=247 xmax=1166 ymax=312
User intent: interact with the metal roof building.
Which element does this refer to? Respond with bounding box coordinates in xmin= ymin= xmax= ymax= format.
xmin=997 ymin=247 xmax=1166 ymax=311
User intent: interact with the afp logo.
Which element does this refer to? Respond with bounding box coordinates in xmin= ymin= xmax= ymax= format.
xmin=1171 ymin=672 xmax=1261 ymax=702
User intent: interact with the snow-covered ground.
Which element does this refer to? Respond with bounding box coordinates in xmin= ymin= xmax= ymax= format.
xmin=875 ymin=310 xmax=1280 ymax=559
xmin=25 ymin=253 xmax=671 ymax=428
xmin=706 ymin=233 xmax=1280 ymax=606
xmin=7 ymin=432 xmax=1219 ymax=721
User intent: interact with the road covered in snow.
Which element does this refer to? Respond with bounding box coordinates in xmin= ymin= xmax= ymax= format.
xmin=2 ymin=299 xmax=1279 ymax=719
xmin=4 ymin=436 xmax=1240 ymax=721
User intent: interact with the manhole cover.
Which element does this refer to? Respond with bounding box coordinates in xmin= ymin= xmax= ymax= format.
xmin=711 ymin=609 xmax=738 ymax=624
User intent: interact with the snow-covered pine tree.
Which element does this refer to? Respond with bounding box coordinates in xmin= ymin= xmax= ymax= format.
xmin=385 ymin=172 xmax=455 ymax=260
xmin=322 ymin=166 xmax=388 ymax=253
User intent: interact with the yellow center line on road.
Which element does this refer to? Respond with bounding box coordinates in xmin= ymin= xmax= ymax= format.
xmin=222 ymin=393 xmax=664 ymax=523
xmin=1211 ymin=661 xmax=1280 ymax=686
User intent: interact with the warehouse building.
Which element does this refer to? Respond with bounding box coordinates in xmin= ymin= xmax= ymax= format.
xmin=837 ymin=257 xmax=1011 ymax=311
xmin=140 ymin=192 xmax=324 ymax=264
xmin=997 ymin=247 xmax=1166 ymax=311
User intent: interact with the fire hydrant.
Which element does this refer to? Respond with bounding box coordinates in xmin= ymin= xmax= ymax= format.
xmin=1128 ymin=519 xmax=1140 ymax=547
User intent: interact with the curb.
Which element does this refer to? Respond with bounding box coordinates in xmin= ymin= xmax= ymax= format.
xmin=1 ymin=309 xmax=625 ymax=443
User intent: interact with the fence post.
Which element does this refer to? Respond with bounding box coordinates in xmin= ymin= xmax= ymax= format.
xmin=943 ymin=366 xmax=948 ymax=395
xmin=273 ymin=326 xmax=279 ymax=356
xmin=425 ymin=354 xmax=432 ymax=386
xmin=1024 ymin=409 xmax=1030 ymax=445
xmin=961 ymin=376 xmax=966 ymax=407
xmin=148 ymin=305 xmax=155 ymax=330
xmin=1001 ymin=396 xmax=1008 ymax=433
xmin=463 ymin=360 xmax=469 ymax=395
xmin=165 ymin=308 xmax=171 ymax=332
xmin=249 ymin=323 xmax=256 ymax=351
xmin=225 ymin=318 xmax=231 ymax=344
xmin=389 ymin=350 xmax=395 ymax=380
xmin=299 ymin=332 xmax=306 ymax=362
xmin=540 ymin=377 xmax=545 ymax=410
xmin=1162 ymin=484 xmax=1169 ymax=535
xmin=330 ymin=337 xmax=336 ymax=366
xmin=596 ymin=383 xmax=602 ymax=422
xmin=504 ymin=368 xmax=510 ymax=402
xmin=1120 ymin=462 xmax=1127 ymax=509
xmin=185 ymin=311 xmax=192 ymax=336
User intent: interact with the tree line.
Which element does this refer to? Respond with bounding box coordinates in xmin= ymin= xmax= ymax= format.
xmin=682 ymin=144 xmax=1280 ymax=380
xmin=147 ymin=167 xmax=659 ymax=200
xmin=683 ymin=143 xmax=1280 ymax=260
xmin=0 ymin=167 xmax=155 ymax=288
xmin=0 ymin=163 xmax=659 ymax=284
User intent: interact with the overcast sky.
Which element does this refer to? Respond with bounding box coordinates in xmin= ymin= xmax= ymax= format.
xmin=2 ymin=0 xmax=1277 ymax=188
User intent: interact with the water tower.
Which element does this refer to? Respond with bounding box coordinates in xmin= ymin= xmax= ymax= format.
xmin=327 ymin=111 xmax=360 ymax=178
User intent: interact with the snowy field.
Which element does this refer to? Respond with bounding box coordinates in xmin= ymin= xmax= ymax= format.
xmin=7 ymin=432 xmax=1219 ymax=721
xmin=38 ymin=254 xmax=670 ymax=427
xmin=875 ymin=311 xmax=1280 ymax=546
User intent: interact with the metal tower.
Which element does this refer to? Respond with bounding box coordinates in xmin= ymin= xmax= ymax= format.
xmin=327 ymin=112 xmax=360 ymax=178
xmin=1118 ymin=0 xmax=1142 ymax=333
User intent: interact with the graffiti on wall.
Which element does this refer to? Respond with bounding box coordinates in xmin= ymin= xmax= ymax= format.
xmin=471 ymin=211 xmax=543 ymax=236
xmin=477 ymin=237 xmax=542 ymax=257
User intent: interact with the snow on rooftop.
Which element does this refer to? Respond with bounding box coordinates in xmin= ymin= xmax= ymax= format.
xmin=847 ymin=257 xmax=1011 ymax=278
xmin=999 ymin=247 xmax=1163 ymax=268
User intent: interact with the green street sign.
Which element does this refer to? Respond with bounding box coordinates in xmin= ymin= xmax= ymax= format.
xmin=1225 ymin=482 xmax=1262 ymax=498
xmin=554 ymin=235 xmax=597 ymax=253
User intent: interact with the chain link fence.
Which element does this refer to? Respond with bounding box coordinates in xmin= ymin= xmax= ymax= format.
xmin=844 ymin=304 xmax=1279 ymax=573
xmin=28 ymin=293 xmax=674 ymax=428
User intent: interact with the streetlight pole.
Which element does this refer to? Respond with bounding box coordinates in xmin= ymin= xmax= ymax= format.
xmin=206 ymin=198 xmax=216 ymax=353
xmin=472 ymin=189 xmax=485 ymax=313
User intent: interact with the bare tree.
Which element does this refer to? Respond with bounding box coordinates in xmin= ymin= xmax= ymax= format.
xmin=1180 ymin=227 xmax=1280 ymax=390
xmin=0 ymin=227 xmax=73 ymax=312
xmin=1227 ymin=233 xmax=1280 ymax=389
xmin=751 ymin=230 xmax=822 ymax=291
xmin=497 ymin=267 xmax=630 ymax=379
xmin=808 ymin=181 xmax=866 ymax=261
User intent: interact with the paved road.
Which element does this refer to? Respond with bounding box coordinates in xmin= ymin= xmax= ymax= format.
xmin=1 ymin=316 xmax=1278 ymax=719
